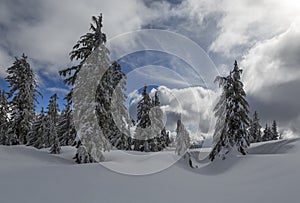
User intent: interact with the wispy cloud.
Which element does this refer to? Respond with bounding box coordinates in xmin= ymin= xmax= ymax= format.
xmin=46 ymin=87 xmax=69 ymax=95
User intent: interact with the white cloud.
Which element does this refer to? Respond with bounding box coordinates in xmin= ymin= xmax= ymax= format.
xmin=46 ymin=87 xmax=69 ymax=95
xmin=208 ymin=0 xmax=300 ymax=57
xmin=281 ymin=129 xmax=299 ymax=139
xmin=242 ymin=23 xmax=300 ymax=98
xmin=128 ymin=85 xmax=219 ymax=138
xmin=0 ymin=0 xmax=151 ymax=78
xmin=0 ymin=49 xmax=13 ymax=78
xmin=241 ymin=21 xmax=300 ymax=135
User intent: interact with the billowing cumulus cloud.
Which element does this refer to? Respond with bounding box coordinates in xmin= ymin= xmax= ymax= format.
xmin=206 ymin=0 xmax=300 ymax=58
xmin=242 ymin=24 xmax=300 ymax=95
xmin=241 ymin=22 xmax=300 ymax=136
xmin=128 ymin=85 xmax=219 ymax=139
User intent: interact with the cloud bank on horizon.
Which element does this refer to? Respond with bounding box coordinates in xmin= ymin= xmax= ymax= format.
xmin=0 ymin=0 xmax=300 ymax=137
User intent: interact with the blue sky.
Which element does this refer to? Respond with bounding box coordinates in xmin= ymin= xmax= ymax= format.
xmin=1 ymin=0 xmax=300 ymax=137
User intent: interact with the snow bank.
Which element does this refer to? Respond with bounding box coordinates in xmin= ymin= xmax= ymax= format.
xmin=0 ymin=138 xmax=300 ymax=203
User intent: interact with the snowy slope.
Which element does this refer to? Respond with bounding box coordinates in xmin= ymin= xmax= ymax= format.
xmin=0 ymin=138 xmax=300 ymax=203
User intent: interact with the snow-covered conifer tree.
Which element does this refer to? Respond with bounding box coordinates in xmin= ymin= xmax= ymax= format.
xmin=271 ymin=120 xmax=279 ymax=140
xmin=0 ymin=90 xmax=9 ymax=145
xmin=134 ymin=85 xmax=153 ymax=151
xmin=110 ymin=84 xmax=132 ymax=150
xmin=137 ymin=85 xmax=152 ymax=128
xmin=59 ymin=14 xmax=110 ymax=163
xmin=50 ymin=126 xmax=60 ymax=154
xmin=209 ymin=61 xmax=250 ymax=161
xmin=160 ymin=127 xmax=170 ymax=148
xmin=175 ymin=120 xmax=190 ymax=156
xmin=47 ymin=94 xmax=59 ymax=123
xmin=96 ymin=61 xmax=131 ymax=150
xmin=73 ymin=44 xmax=111 ymax=162
xmin=152 ymin=92 xmax=170 ymax=151
xmin=249 ymin=111 xmax=262 ymax=143
xmin=153 ymin=91 xmax=160 ymax=107
xmin=27 ymin=108 xmax=48 ymax=149
xmin=133 ymin=89 xmax=168 ymax=152
xmin=262 ymin=124 xmax=269 ymax=141
xmin=57 ymin=100 xmax=76 ymax=146
xmin=262 ymin=124 xmax=273 ymax=141
xmin=149 ymin=92 xmax=165 ymax=151
xmin=59 ymin=14 xmax=107 ymax=112
xmin=73 ymin=40 xmax=112 ymax=162
xmin=0 ymin=90 xmax=9 ymax=126
xmin=47 ymin=94 xmax=61 ymax=154
xmin=5 ymin=54 xmax=40 ymax=145
xmin=59 ymin=13 xmax=107 ymax=103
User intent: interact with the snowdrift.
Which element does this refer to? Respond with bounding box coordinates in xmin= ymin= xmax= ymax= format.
xmin=0 ymin=138 xmax=299 ymax=203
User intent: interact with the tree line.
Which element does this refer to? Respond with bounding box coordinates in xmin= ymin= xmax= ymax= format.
xmin=0 ymin=13 xmax=281 ymax=163
xmin=0 ymin=14 xmax=172 ymax=163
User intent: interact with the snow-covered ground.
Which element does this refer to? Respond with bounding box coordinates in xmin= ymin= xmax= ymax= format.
xmin=0 ymin=138 xmax=300 ymax=203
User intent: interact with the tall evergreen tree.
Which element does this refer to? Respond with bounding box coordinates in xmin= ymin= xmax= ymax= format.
xmin=47 ymin=94 xmax=61 ymax=154
xmin=0 ymin=90 xmax=9 ymax=126
xmin=209 ymin=61 xmax=250 ymax=161
xmin=50 ymin=128 xmax=60 ymax=154
xmin=57 ymin=100 xmax=76 ymax=146
xmin=249 ymin=111 xmax=262 ymax=143
xmin=153 ymin=92 xmax=160 ymax=107
xmin=134 ymin=85 xmax=153 ymax=151
xmin=59 ymin=14 xmax=107 ymax=102
xmin=96 ymin=61 xmax=131 ymax=150
xmin=72 ymin=34 xmax=111 ymax=163
xmin=47 ymin=94 xmax=59 ymax=124
xmin=5 ymin=54 xmax=40 ymax=145
xmin=109 ymin=83 xmax=132 ymax=150
xmin=59 ymin=14 xmax=110 ymax=163
xmin=175 ymin=120 xmax=190 ymax=156
xmin=149 ymin=91 xmax=167 ymax=151
xmin=271 ymin=120 xmax=279 ymax=140
xmin=133 ymin=89 xmax=169 ymax=152
xmin=27 ymin=108 xmax=48 ymax=149
xmin=137 ymin=85 xmax=152 ymax=128
xmin=160 ymin=127 xmax=170 ymax=148
xmin=262 ymin=124 xmax=272 ymax=141
xmin=0 ymin=90 xmax=10 ymax=145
